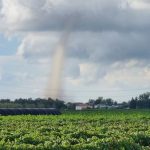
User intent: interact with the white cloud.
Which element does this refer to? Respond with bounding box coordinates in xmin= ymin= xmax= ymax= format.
xmin=1 ymin=0 xmax=150 ymax=34
xmin=16 ymin=31 xmax=150 ymax=64
xmin=128 ymin=0 xmax=150 ymax=10
xmin=13 ymin=29 xmax=150 ymax=99
xmin=104 ymin=62 xmax=150 ymax=89
xmin=17 ymin=32 xmax=60 ymax=59
xmin=0 ymin=0 xmax=32 ymax=33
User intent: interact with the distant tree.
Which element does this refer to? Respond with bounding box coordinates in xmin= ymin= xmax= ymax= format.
xmin=105 ymin=98 xmax=114 ymax=106
xmin=121 ymin=101 xmax=129 ymax=108
xmin=0 ymin=99 xmax=10 ymax=103
xmin=114 ymin=101 xmax=118 ymax=105
xmin=54 ymin=99 xmax=66 ymax=110
xmin=137 ymin=92 xmax=150 ymax=109
xmin=129 ymin=98 xmax=137 ymax=109
xmin=95 ymin=97 xmax=103 ymax=105
xmin=0 ymin=98 xmax=67 ymax=109
xmin=88 ymin=99 xmax=95 ymax=108
xmin=66 ymin=102 xmax=76 ymax=110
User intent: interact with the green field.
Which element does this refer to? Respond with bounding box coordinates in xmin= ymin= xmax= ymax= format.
xmin=0 ymin=110 xmax=150 ymax=150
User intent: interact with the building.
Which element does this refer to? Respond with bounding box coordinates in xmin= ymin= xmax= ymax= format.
xmin=94 ymin=104 xmax=108 ymax=109
xmin=75 ymin=103 xmax=92 ymax=110
xmin=94 ymin=104 xmax=121 ymax=109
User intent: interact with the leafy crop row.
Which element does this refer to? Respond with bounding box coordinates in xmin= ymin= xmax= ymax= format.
xmin=0 ymin=110 xmax=150 ymax=149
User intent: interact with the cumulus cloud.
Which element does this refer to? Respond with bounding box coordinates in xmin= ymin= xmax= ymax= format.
xmin=128 ymin=0 xmax=150 ymax=10
xmin=17 ymin=32 xmax=60 ymax=59
xmin=17 ymin=31 xmax=150 ymax=64
xmin=15 ymin=31 xmax=150 ymax=88
xmin=104 ymin=61 xmax=150 ymax=89
xmin=0 ymin=0 xmax=150 ymax=33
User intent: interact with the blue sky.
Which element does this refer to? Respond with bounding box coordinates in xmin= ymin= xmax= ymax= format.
xmin=0 ymin=0 xmax=150 ymax=102
xmin=0 ymin=34 xmax=20 ymax=55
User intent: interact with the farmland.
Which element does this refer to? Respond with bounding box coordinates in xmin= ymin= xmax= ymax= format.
xmin=0 ymin=110 xmax=150 ymax=149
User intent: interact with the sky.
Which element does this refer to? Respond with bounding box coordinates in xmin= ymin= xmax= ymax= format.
xmin=0 ymin=0 xmax=150 ymax=102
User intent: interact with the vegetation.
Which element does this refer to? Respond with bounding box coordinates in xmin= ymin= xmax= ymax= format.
xmin=129 ymin=92 xmax=150 ymax=109
xmin=90 ymin=97 xmax=117 ymax=106
xmin=0 ymin=98 xmax=66 ymax=110
xmin=0 ymin=110 xmax=150 ymax=149
xmin=0 ymin=92 xmax=150 ymax=110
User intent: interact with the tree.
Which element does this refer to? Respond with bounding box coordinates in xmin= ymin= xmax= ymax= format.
xmin=66 ymin=103 xmax=76 ymax=110
xmin=88 ymin=99 xmax=95 ymax=108
xmin=95 ymin=97 xmax=103 ymax=105
xmin=105 ymin=98 xmax=113 ymax=106
xmin=129 ymin=98 xmax=137 ymax=109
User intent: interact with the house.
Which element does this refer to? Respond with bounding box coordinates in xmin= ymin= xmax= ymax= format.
xmin=94 ymin=104 xmax=108 ymax=109
xmin=107 ymin=105 xmax=119 ymax=109
xmin=75 ymin=103 xmax=92 ymax=110
xmin=94 ymin=104 xmax=122 ymax=109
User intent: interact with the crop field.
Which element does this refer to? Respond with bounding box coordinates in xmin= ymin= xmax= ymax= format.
xmin=0 ymin=110 xmax=150 ymax=150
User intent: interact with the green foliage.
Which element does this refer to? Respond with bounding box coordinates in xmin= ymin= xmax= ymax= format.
xmin=129 ymin=92 xmax=150 ymax=109
xmin=0 ymin=110 xmax=149 ymax=149
xmin=0 ymin=98 xmax=66 ymax=109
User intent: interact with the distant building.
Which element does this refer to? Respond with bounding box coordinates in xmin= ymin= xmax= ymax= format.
xmin=75 ymin=103 xmax=92 ymax=110
xmin=107 ymin=105 xmax=119 ymax=109
xmin=94 ymin=104 xmax=120 ymax=109
xmin=94 ymin=104 xmax=108 ymax=109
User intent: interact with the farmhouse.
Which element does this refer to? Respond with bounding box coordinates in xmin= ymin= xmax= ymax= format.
xmin=94 ymin=104 xmax=108 ymax=109
xmin=94 ymin=104 xmax=119 ymax=109
xmin=75 ymin=103 xmax=92 ymax=110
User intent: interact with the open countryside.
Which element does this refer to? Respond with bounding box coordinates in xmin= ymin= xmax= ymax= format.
xmin=1 ymin=0 xmax=150 ymax=149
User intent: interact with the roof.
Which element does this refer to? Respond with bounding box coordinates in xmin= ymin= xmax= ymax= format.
xmin=75 ymin=103 xmax=90 ymax=107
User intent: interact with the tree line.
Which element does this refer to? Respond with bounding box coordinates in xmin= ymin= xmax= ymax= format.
xmin=0 ymin=92 xmax=150 ymax=109
xmin=89 ymin=92 xmax=150 ymax=109
xmin=129 ymin=92 xmax=150 ymax=109
xmin=0 ymin=98 xmax=66 ymax=110
xmin=88 ymin=97 xmax=118 ymax=106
